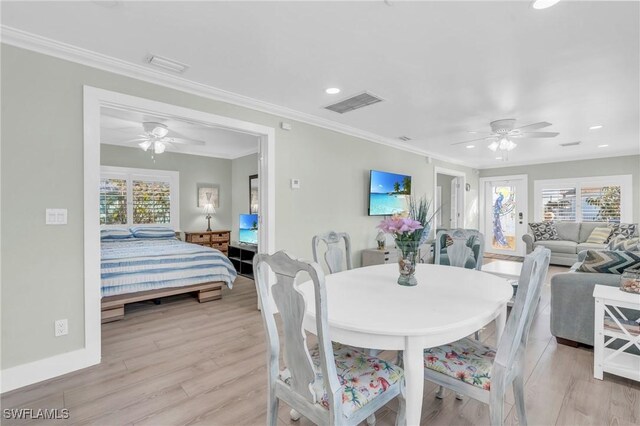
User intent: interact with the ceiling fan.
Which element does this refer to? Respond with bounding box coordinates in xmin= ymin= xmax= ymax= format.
xmin=451 ymin=119 xmax=559 ymax=159
xmin=127 ymin=122 xmax=205 ymax=155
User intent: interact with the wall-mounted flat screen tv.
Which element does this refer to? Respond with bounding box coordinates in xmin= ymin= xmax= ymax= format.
xmin=368 ymin=170 xmax=411 ymax=216
xmin=239 ymin=214 xmax=258 ymax=245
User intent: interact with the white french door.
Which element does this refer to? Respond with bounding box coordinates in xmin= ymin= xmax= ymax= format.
xmin=480 ymin=175 xmax=528 ymax=256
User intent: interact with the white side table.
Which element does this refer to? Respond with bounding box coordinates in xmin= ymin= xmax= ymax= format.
xmin=593 ymin=284 xmax=640 ymax=382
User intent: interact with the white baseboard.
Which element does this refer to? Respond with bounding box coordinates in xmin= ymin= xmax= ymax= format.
xmin=0 ymin=348 xmax=100 ymax=393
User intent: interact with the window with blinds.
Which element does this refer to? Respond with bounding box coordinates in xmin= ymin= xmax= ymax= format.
xmin=541 ymin=187 xmax=576 ymax=222
xmin=581 ymin=186 xmax=621 ymax=223
xmin=100 ymin=178 xmax=127 ymax=225
xmin=100 ymin=166 xmax=179 ymax=228
xmin=534 ymin=176 xmax=631 ymax=223
xmin=133 ymin=180 xmax=171 ymax=224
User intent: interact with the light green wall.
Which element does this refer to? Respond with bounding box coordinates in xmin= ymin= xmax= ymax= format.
xmin=100 ymin=145 xmax=233 ymax=233
xmin=479 ymin=155 xmax=640 ymax=222
xmin=231 ymin=153 xmax=259 ymax=243
xmin=1 ymin=44 xmax=477 ymax=370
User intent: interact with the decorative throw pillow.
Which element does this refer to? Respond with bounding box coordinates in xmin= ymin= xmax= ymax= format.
xmin=608 ymin=235 xmax=640 ymax=251
xmin=129 ymin=226 xmax=176 ymax=238
xmin=100 ymin=228 xmax=133 ymax=240
xmin=577 ymin=250 xmax=640 ymax=274
xmin=528 ymin=222 xmax=559 ymax=241
xmin=606 ymin=223 xmax=638 ymax=243
xmin=585 ymin=226 xmax=613 ymax=244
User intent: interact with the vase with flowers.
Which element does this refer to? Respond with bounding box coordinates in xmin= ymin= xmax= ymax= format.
xmin=377 ymin=197 xmax=437 ymax=286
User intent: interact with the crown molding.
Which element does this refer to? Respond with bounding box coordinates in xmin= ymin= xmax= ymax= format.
xmin=478 ymin=150 xmax=640 ymax=170
xmin=0 ymin=25 xmax=472 ymax=167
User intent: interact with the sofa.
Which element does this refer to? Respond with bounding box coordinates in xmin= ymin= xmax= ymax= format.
xmin=522 ymin=221 xmax=631 ymax=266
xmin=550 ymin=251 xmax=640 ymax=349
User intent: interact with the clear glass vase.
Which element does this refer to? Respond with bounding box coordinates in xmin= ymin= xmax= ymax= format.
xmin=396 ymin=240 xmax=419 ymax=286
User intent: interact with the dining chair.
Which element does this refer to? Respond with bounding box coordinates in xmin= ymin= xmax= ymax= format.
xmin=434 ymin=229 xmax=485 ymax=271
xmin=253 ymin=250 xmax=406 ymax=426
xmin=312 ymin=231 xmax=352 ymax=274
xmin=423 ymin=246 xmax=551 ymax=425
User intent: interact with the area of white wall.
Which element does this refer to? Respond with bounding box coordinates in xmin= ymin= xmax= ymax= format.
xmin=101 ymin=145 xmax=233 ymax=232
xmin=231 ymin=153 xmax=259 ymax=242
xmin=0 ymin=44 xmax=478 ymax=376
xmin=479 ymin=155 xmax=640 ymax=223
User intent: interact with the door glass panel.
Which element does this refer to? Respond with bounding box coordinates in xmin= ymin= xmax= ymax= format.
xmin=491 ymin=185 xmax=517 ymax=250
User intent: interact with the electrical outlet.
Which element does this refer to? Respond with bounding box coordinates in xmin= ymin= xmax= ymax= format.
xmin=55 ymin=319 xmax=68 ymax=337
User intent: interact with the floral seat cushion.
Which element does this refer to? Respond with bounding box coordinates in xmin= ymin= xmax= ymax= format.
xmin=281 ymin=343 xmax=403 ymax=418
xmin=424 ymin=337 xmax=495 ymax=390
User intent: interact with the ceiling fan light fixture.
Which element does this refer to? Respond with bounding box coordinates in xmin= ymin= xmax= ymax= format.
xmin=154 ymin=141 xmax=166 ymax=154
xmin=532 ymin=0 xmax=560 ymax=10
xmin=152 ymin=126 xmax=169 ymax=138
xmin=138 ymin=140 xmax=152 ymax=151
xmin=488 ymin=140 xmax=499 ymax=152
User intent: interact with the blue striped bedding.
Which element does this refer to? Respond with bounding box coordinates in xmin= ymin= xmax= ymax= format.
xmin=101 ymin=238 xmax=237 ymax=297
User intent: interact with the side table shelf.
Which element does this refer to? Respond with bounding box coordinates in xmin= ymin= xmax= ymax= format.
xmin=228 ymin=243 xmax=257 ymax=280
xmin=593 ymin=284 xmax=640 ymax=382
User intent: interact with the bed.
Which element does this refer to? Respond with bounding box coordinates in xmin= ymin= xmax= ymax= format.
xmin=100 ymin=228 xmax=237 ymax=322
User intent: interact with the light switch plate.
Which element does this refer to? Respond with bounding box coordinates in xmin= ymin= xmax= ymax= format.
xmin=46 ymin=209 xmax=68 ymax=225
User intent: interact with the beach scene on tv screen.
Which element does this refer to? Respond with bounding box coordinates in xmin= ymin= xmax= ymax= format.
xmin=239 ymin=214 xmax=258 ymax=244
xmin=369 ymin=170 xmax=411 ymax=216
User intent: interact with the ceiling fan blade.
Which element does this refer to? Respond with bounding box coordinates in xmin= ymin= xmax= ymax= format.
xmin=167 ymin=137 xmax=205 ymax=146
xmin=515 ymin=131 xmax=560 ymax=138
xmin=513 ymin=121 xmax=552 ymax=131
xmin=450 ymin=136 xmax=497 ymax=146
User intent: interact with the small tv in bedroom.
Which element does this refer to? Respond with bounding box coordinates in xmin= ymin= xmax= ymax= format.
xmin=239 ymin=214 xmax=258 ymax=245
xmin=368 ymin=170 xmax=411 ymax=216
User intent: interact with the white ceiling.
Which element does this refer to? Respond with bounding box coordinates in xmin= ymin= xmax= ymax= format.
xmin=2 ymin=1 xmax=639 ymax=168
xmin=100 ymin=107 xmax=259 ymax=159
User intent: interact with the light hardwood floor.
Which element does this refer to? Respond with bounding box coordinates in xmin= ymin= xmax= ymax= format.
xmin=3 ymin=263 xmax=639 ymax=425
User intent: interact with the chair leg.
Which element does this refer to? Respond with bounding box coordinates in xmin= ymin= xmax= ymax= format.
xmin=289 ymin=409 xmax=301 ymax=421
xmin=268 ymin=394 xmax=279 ymax=426
xmin=435 ymin=386 xmax=445 ymax=399
xmin=474 ymin=330 xmax=480 ymax=340
xmin=489 ymin=390 xmax=504 ymax=426
xmin=366 ymin=414 xmax=376 ymax=426
xmin=513 ymin=374 xmax=527 ymax=426
xmin=395 ymin=379 xmax=407 ymax=426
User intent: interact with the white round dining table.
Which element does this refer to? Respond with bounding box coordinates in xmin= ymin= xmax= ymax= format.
xmin=299 ymin=263 xmax=513 ymax=426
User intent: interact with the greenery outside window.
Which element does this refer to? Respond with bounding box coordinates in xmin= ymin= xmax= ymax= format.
xmin=100 ymin=166 xmax=179 ymax=229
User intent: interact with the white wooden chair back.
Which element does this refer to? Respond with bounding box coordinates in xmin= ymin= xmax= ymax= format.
xmin=494 ymin=246 xmax=550 ymax=375
xmin=434 ymin=229 xmax=485 ymax=271
xmin=312 ymin=231 xmax=352 ymax=274
xmin=253 ymin=251 xmax=343 ymax=422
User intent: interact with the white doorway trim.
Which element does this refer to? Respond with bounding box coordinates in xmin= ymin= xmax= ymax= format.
xmin=82 ymin=87 xmax=275 ymax=372
xmin=433 ymin=166 xmax=466 ymax=230
xmin=479 ymin=174 xmax=528 ymax=256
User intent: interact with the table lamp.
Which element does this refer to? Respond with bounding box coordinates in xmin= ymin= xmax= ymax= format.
xmin=203 ymin=203 xmax=215 ymax=232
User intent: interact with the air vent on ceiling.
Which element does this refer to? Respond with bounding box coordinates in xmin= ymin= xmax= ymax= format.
xmin=398 ymin=136 xmax=412 ymax=141
xmin=324 ymin=91 xmax=384 ymax=114
xmin=560 ymin=141 xmax=581 ymax=147
xmin=145 ymin=54 xmax=189 ymax=74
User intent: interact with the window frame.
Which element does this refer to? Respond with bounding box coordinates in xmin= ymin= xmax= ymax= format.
xmin=533 ymin=174 xmax=632 ymax=223
xmin=100 ymin=166 xmax=180 ymax=230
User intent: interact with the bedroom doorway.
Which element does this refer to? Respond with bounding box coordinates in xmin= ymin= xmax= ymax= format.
xmin=83 ymin=87 xmax=276 ymax=364
xmin=434 ymin=167 xmax=466 ymax=232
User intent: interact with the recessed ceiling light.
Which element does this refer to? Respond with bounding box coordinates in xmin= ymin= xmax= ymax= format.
xmin=325 ymin=88 xmax=341 ymax=95
xmin=495 ymin=156 xmax=503 ymax=160
xmin=466 ymin=145 xmax=475 ymax=149
xmin=468 ymin=131 xmax=478 ymax=134
xmin=589 ymin=125 xmax=603 ymax=130
xmin=532 ymin=0 xmax=561 ymax=10
xmin=598 ymin=144 xmax=609 ymax=148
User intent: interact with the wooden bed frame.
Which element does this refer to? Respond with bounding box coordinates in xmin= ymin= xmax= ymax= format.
xmin=101 ymin=281 xmax=224 ymax=323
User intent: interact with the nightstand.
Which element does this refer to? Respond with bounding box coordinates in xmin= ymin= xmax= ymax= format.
xmin=184 ymin=230 xmax=230 ymax=255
